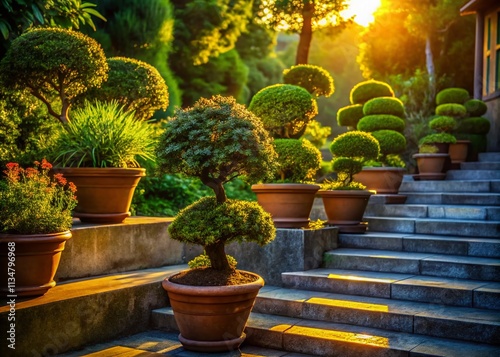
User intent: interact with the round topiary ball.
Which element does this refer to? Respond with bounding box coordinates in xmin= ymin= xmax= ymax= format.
xmin=464 ymin=99 xmax=488 ymax=116
xmin=330 ymin=131 xmax=380 ymax=160
xmin=363 ymin=97 xmax=405 ymax=118
xmin=456 ymin=117 xmax=491 ymax=135
xmin=273 ymin=138 xmax=322 ymax=182
xmin=436 ymin=88 xmax=469 ymax=105
xmin=337 ymin=104 xmax=364 ymax=127
xmin=283 ymin=64 xmax=334 ymax=98
xmin=419 ymin=133 xmax=457 ymax=146
xmin=371 ymin=130 xmax=406 ymax=155
xmin=435 ymin=103 xmax=467 ymax=118
xmin=350 ymin=80 xmax=394 ymax=105
xmin=357 ymin=114 xmax=405 ymax=133
xmin=429 ymin=116 xmax=457 ymax=133
xmin=249 ymin=84 xmax=318 ymax=138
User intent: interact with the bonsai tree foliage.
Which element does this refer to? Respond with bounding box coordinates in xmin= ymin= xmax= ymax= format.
xmin=350 ymin=79 xmax=395 ymax=105
xmin=248 ymin=84 xmax=318 ymax=138
xmin=326 ymin=131 xmax=380 ymax=190
xmin=156 ymin=95 xmax=278 ymax=272
xmin=0 ymin=28 xmax=108 ymax=125
xmin=77 ymin=57 xmax=169 ymax=121
xmin=273 ymin=138 xmax=322 ymax=182
xmin=337 ymin=104 xmax=364 ymax=128
xmin=283 ymin=64 xmax=334 ymax=98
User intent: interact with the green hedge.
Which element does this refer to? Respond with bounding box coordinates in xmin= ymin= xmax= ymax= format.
xmin=283 ymin=64 xmax=334 ymax=97
xmin=357 ymin=114 xmax=405 ymax=133
xmin=429 ymin=116 xmax=457 ymax=133
xmin=350 ymin=80 xmax=394 ymax=105
xmin=464 ymin=99 xmax=487 ymax=116
xmin=435 ymin=103 xmax=467 ymax=118
xmin=456 ymin=117 xmax=490 ymax=135
xmin=371 ymin=130 xmax=406 ymax=155
xmin=363 ymin=97 xmax=405 ymax=118
xmin=274 ymin=138 xmax=322 ymax=182
xmin=337 ymin=104 xmax=364 ymax=127
xmin=436 ymin=88 xmax=469 ymax=105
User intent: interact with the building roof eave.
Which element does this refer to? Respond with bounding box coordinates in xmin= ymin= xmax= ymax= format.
xmin=460 ymin=0 xmax=498 ymax=16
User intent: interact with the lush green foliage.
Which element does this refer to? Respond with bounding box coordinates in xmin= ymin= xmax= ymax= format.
xmin=435 ymin=104 xmax=467 ymax=118
xmin=188 ymin=253 xmax=237 ymax=269
xmin=350 ymin=80 xmax=394 ymax=105
xmin=357 ymin=115 xmax=405 ymax=133
xmin=302 ymin=120 xmax=332 ymax=148
xmin=0 ymin=28 xmax=108 ymax=124
xmin=0 ymin=160 xmax=77 ymax=234
xmin=419 ymin=132 xmax=456 ymax=145
xmin=79 ymin=57 xmax=169 ymax=121
xmin=273 ymin=138 xmax=322 ymax=182
xmin=363 ymin=97 xmax=405 ymax=118
xmin=456 ymin=117 xmax=491 ymax=135
xmin=283 ymin=64 xmax=334 ymax=97
xmin=418 ymin=144 xmax=439 ymax=154
xmin=464 ymin=99 xmax=487 ymax=116
xmin=168 ymin=196 xmax=275 ymax=248
xmin=371 ymin=130 xmax=406 ymax=156
xmin=429 ymin=116 xmax=456 ymax=133
xmin=53 ymin=101 xmax=158 ymax=168
xmin=249 ymin=84 xmax=318 ymax=138
xmin=337 ymin=104 xmax=364 ymax=127
xmin=436 ymin=87 xmax=470 ymax=105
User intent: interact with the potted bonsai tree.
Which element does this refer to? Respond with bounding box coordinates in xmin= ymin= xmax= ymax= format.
xmin=0 ymin=160 xmax=77 ymax=296
xmin=248 ymin=83 xmax=322 ymax=228
xmin=319 ymin=131 xmax=380 ymax=233
xmin=155 ymin=95 xmax=277 ymax=352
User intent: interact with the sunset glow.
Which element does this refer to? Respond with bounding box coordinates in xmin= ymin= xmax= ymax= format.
xmin=342 ymin=0 xmax=381 ymax=27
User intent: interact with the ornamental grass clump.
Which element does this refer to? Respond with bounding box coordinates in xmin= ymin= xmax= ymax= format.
xmin=156 ymin=95 xmax=277 ymax=276
xmin=0 ymin=160 xmax=77 ymax=234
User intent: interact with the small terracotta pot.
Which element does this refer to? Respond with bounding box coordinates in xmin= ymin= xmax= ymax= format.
xmin=449 ymin=140 xmax=470 ymax=164
xmin=413 ymin=153 xmax=449 ymax=180
xmin=353 ymin=167 xmax=406 ymax=194
xmin=251 ymin=183 xmax=320 ymax=228
xmin=0 ymin=231 xmax=72 ymax=297
xmin=162 ymin=270 xmax=264 ymax=352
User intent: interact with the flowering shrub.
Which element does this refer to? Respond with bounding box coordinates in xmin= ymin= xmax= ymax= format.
xmin=0 ymin=160 xmax=77 ymax=234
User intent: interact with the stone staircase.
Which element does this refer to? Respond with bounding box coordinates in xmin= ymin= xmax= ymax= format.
xmin=2 ymin=153 xmax=499 ymax=356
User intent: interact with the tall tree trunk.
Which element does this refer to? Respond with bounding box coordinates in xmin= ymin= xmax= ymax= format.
xmin=295 ymin=1 xmax=314 ymax=64
xmin=425 ymin=35 xmax=436 ymax=100
xmin=205 ymin=240 xmax=231 ymax=271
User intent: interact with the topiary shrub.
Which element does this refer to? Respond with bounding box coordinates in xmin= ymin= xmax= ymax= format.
xmin=283 ymin=64 xmax=334 ymax=98
xmin=350 ymin=80 xmax=394 ymax=105
xmin=429 ymin=116 xmax=457 ymax=133
xmin=248 ymin=84 xmax=318 ymax=138
xmin=78 ymin=57 xmax=169 ymax=121
xmin=357 ymin=115 xmax=405 ymax=133
xmin=435 ymin=103 xmax=467 ymax=118
xmin=436 ymin=88 xmax=469 ymax=105
xmin=464 ymin=99 xmax=488 ymax=116
xmin=456 ymin=117 xmax=491 ymax=135
xmin=363 ymin=97 xmax=405 ymax=118
xmin=156 ymin=95 xmax=278 ymax=271
xmin=419 ymin=133 xmax=457 ymax=145
xmin=0 ymin=28 xmax=108 ymax=125
xmin=327 ymin=131 xmax=380 ymax=189
xmin=337 ymin=104 xmax=364 ymax=127
xmin=371 ymin=130 xmax=406 ymax=155
xmin=273 ymin=138 xmax=322 ymax=182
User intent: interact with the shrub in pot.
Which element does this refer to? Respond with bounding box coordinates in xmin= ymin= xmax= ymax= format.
xmin=0 ymin=160 xmax=77 ymax=296
xmin=412 ymin=144 xmax=449 ymax=180
xmin=319 ymin=131 xmax=380 ymax=233
xmin=456 ymin=97 xmax=490 ymax=161
xmin=155 ymin=95 xmax=277 ymax=352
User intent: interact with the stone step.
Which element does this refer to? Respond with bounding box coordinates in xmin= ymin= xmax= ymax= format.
xmin=152 ymin=307 xmax=500 ymax=356
xmin=398 ymin=179 xmax=500 ymax=193
xmin=281 ymin=269 xmax=500 ymax=310
xmin=365 ymin=203 xmax=500 ymax=221
xmin=339 ymin=232 xmax=500 ymax=258
xmin=0 ymin=265 xmax=182 ymax=356
xmin=323 ymin=248 xmax=500 ymax=281
xmin=401 ymin=192 xmax=500 ymax=205
xmin=461 ymin=162 xmax=500 ymax=170
xmin=479 ymin=152 xmax=500 ymax=162
xmin=446 ymin=170 xmax=500 ymax=180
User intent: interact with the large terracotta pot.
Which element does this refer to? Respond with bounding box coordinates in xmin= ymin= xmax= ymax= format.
xmin=318 ymin=190 xmax=373 ymax=233
xmin=449 ymin=140 xmax=470 ymax=165
xmin=413 ymin=153 xmax=449 ymax=180
xmin=353 ymin=167 xmax=406 ymax=194
xmin=251 ymin=183 xmax=320 ymax=228
xmin=0 ymin=231 xmax=72 ymax=297
xmin=54 ymin=167 xmax=145 ymax=224
xmin=162 ymin=270 xmax=264 ymax=352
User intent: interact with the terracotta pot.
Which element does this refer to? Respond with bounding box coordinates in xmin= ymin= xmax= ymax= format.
xmin=251 ymin=183 xmax=320 ymax=228
xmin=0 ymin=231 xmax=72 ymax=297
xmin=54 ymin=167 xmax=145 ymax=224
xmin=449 ymin=140 xmax=470 ymax=164
xmin=432 ymin=142 xmax=450 ymax=154
xmin=318 ymin=190 xmax=373 ymax=233
xmin=162 ymin=270 xmax=264 ymax=352
xmin=353 ymin=167 xmax=406 ymax=194
xmin=413 ymin=153 xmax=449 ymax=180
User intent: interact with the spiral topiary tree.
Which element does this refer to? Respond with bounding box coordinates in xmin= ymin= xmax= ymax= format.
xmin=156 ymin=95 xmax=278 ymax=271
xmin=0 ymin=28 xmax=108 ymax=125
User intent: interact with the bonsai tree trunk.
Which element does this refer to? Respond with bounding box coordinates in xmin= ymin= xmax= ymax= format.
xmin=296 ymin=1 xmax=314 ymax=65
xmin=205 ymin=240 xmax=231 ymax=271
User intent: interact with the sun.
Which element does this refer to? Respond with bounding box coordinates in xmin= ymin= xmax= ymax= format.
xmin=341 ymin=0 xmax=381 ymax=27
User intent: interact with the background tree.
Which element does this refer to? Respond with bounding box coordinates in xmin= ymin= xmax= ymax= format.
xmin=260 ymin=0 xmax=351 ymax=64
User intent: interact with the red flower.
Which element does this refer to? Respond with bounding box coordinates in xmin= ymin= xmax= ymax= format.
xmin=54 ymin=173 xmax=67 ymax=186
xmin=41 ymin=158 xmax=52 ymax=170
